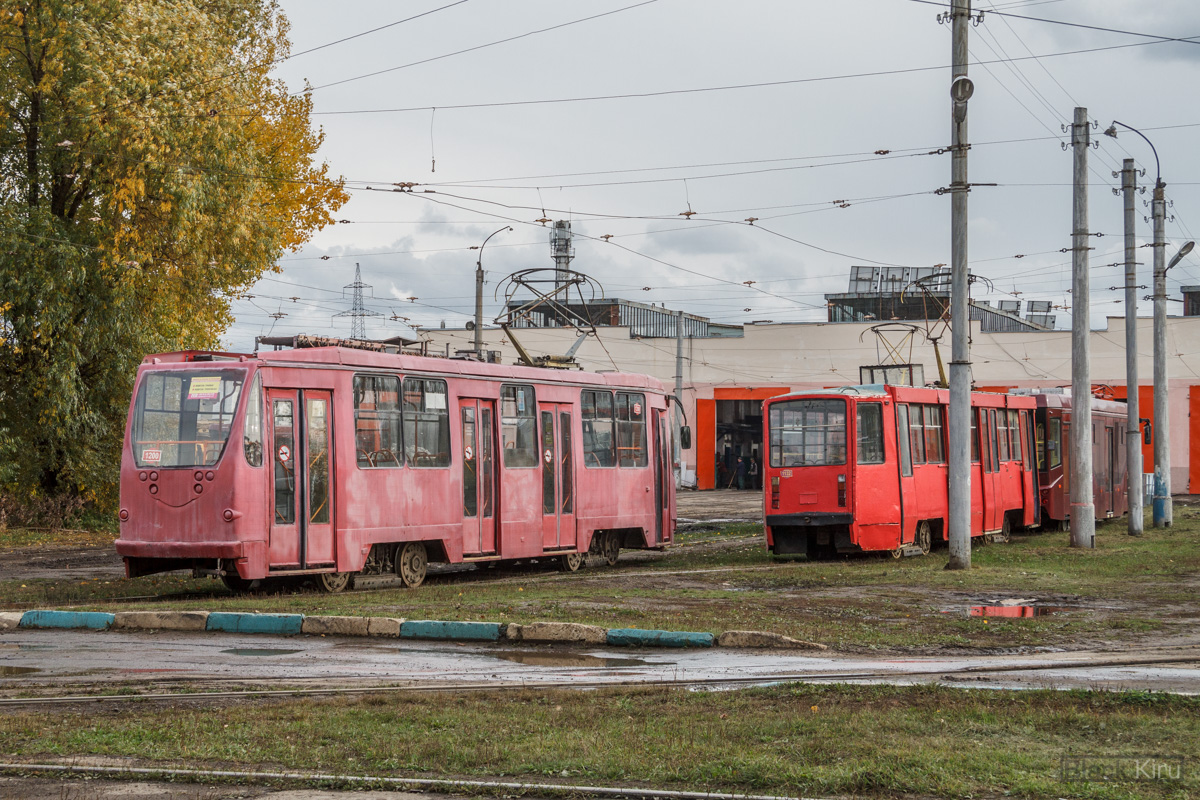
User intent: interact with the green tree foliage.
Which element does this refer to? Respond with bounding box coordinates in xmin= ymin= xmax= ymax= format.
xmin=0 ymin=0 xmax=347 ymax=507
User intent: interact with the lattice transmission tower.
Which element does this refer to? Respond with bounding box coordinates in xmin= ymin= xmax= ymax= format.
xmin=334 ymin=263 xmax=382 ymax=340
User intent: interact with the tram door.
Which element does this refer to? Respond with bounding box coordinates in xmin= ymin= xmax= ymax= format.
xmin=267 ymin=388 xmax=335 ymax=570
xmin=539 ymin=404 xmax=577 ymax=551
xmin=653 ymin=410 xmax=668 ymax=545
xmin=460 ymin=398 xmax=497 ymax=556
xmin=980 ymin=409 xmax=1002 ymax=532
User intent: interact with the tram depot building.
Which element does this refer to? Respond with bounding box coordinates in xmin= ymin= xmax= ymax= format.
xmin=420 ymin=304 xmax=1200 ymax=494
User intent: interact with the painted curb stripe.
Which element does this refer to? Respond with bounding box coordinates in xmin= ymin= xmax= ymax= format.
xmin=19 ymin=610 xmax=114 ymax=630
xmin=206 ymin=612 xmax=303 ymax=635
xmin=400 ymin=620 xmax=503 ymax=641
xmin=606 ymin=628 xmax=715 ymax=648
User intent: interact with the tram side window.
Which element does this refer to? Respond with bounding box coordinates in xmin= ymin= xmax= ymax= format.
xmin=769 ymin=398 xmax=847 ymax=467
xmin=501 ymin=384 xmax=538 ymax=467
xmin=896 ymin=404 xmax=912 ymax=477
xmin=1008 ymin=409 xmax=1023 ymax=463
xmin=923 ymin=404 xmax=945 ymax=463
xmin=996 ymin=409 xmax=1011 ymax=462
xmin=616 ymin=392 xmax=648 ymax=467
xmin=403 ymin=378 xmax=450 ymax=467
xmin=908 ymin=404 xmax=926 ymax=464
xmin=1047 ymin=418 xmax=1062 ymax=468
xmin=243 ymin=373 xmax=263 ymax=467
xmin=970 ymin=408 xmax=980 ymax=463
xmin=582 ymin=390 xmax=616 ymax=467
xmin=856 ymin=403 xmax=885 ymax=464
xmin=354 ymin=375 xmax=403 ymax=468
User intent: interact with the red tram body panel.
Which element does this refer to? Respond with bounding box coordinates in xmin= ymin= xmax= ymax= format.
xmin=116 ymin=347 xmax=676 ymax=586
xmin=762 ymin=385 xmax=1038 ymax=557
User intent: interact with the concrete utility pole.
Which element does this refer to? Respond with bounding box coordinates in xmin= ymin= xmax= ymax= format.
xmin=946 ymin=0 xmax=974 ymax=570
xmin=1069 ymin=107 xmax=1095 ymax=548
xmin=474 ymin=226 xmax=512 ymax=356
xmin=674 ymin=310 xmax=684 ymax=487
xmin=1119 ymin=158 xmax=1143 ymax=536
xmin=1151 ymin=180 xmax=1171 ymax=527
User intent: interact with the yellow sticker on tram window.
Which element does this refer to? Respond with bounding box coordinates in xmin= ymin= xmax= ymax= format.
xmin=187 ymin=376 xmax=221 ymax=400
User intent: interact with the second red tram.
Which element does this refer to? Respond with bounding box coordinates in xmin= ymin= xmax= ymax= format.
xmin=762 ymin=385 xmax=1038 ymax=558
xmin=1028 ymin=390 xmax=1130 ymax=528
xmin=115 ymin=344 xmax=676 ymax=590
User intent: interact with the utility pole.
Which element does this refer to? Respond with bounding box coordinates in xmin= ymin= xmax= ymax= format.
xmin=1069 ymin=107 xmax=1095 ymax=548
xmin=1119 ymin=159 xmax=1143 ymax=535
xmin=1151 ymin=179 xmax=1171 ymax=527
xmin=946 ymin=0 xmax=974 ymax=570
xmin=674 ymin=309 xmax=684 ymax=488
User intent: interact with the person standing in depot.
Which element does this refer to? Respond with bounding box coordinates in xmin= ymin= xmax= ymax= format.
xmin=735 ymin=455 xmax=746 ymax=490
xmin=748 ymin=451 xmax=759 ymax=490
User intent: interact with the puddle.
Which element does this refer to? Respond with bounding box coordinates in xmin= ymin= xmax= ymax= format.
xmin=970 ymin=606 xmax=1072 ymax=618
xmin=491 ymin=650 xmax=650 ymax=668
xmin=0 ymin=665 xmax=41 ymax=676
xmin=221 ymin=648 xmax=302 ymax=657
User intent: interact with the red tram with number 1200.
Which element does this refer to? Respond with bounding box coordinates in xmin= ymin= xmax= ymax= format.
xmin=116 ymin=341 xmax=676 ymax=590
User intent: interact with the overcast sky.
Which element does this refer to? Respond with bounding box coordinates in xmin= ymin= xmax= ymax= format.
xmin=221 ymin=0 xmax=1200 ymax=354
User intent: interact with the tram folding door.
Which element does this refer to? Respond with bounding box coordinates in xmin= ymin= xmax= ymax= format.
xmin=460 ymin=398 xmax=497 ymax=556
xmin=539 ymin=403 xmax=577 ymax=551
xmin=267 ymin=388 xmax=335 ymax=570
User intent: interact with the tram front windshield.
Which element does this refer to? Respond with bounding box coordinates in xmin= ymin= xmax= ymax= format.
xmin=769 ymin=398 xmax=847 ymax=467
xmin=132 ymin=369 xmax=246 ymax=468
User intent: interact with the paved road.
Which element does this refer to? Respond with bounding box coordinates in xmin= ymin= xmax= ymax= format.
xmin=3 ymin=629 xmax=1199 ymax=695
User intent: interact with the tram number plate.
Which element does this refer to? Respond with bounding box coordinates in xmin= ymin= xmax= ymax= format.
xmin=781 ymin=469 xmax=793 ymax=478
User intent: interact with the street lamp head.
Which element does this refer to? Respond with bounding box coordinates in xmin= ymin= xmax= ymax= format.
xmin=1167 ymin=241 xmax=1195 ymax=271
xmin=1103 ymin=124 xmax=1118 ymax=139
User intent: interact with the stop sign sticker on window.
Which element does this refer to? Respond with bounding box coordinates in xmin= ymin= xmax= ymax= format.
xmin=544 ymin=449 xmax=553 ymax=464
xmin=464 ymin=446 xmax=474 ymax=461
xmin=278 ymin=444 xmax=291 ymax=463
xmin=634 ymin=402 xmax=642 ymax=416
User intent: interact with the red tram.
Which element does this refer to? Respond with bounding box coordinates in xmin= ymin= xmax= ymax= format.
xmin=1028 ymin=390 xmax=1130 ymax=528
xmin=115 ymin=343 xmax=676 ymax=590
xmin=762 ymin=385 xmax=1038 ymax=558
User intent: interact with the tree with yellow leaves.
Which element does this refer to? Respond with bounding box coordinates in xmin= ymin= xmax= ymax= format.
xmin=0 ymin=0 xmax=347 ymax=509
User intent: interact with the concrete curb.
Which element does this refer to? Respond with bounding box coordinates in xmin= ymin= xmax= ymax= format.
xmin=400 ymin=620 xmax=504 ymax=642
xmin=113 ymin=611 xmax=210 ymax=632
xmin=716 ymin=630 xmax=828 ymax=650
xmin=206 ymin=612 xmax=303 ymax=636
xmin=2 ymin=609 xmax=824 ymax=652
xmin=606 ymin=628 xmax=715 ymax=648
xmin=20 ymin=610 xmax=114 ymax=630
xmin=508 ymin=621 xmax=607 ymax=645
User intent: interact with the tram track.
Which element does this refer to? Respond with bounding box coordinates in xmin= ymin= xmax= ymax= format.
xmin=2 ymin=649 xmax=1198 ymax=709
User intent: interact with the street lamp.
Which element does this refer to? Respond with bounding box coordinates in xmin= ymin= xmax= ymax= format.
xmin=474 ymin=226 xmax=512 ymax=356
xmin=1104 ymin=121 xmax=1175 ymax=527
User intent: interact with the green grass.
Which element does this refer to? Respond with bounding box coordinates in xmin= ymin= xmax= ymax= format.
xmin=2 ymin=683 xmax=1197 ymax=799
xmin=2 ymin=508 xmax=1198 ymax=652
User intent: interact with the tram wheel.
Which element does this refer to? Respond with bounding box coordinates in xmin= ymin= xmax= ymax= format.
xmin=915 ymin=520 xmax=932 ymax=556
xmin=601 ymin=531 xmax=621 ymax=566
xmin=316 ymin=571 xmax=352 ymax=593
xmin=997 ymin=515 xmax=1012 ymax=544
xmin=397 ymin=542 xmax=428 ymax=588
xmin=559 ymin=552 xmax=584 ymax=572
xmin=890 ymin=544 xmax=904 ymax=559
xmin=221 ymin=573 xmax=260 ymax=593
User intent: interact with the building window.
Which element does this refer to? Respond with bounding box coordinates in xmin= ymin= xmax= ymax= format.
xmin=582 ymin=390 xmax=616 ymax=467
xmin=354 ymin=374 xmax=403 ymax=468
xmin=403 ymin=378 xmax=450 ymax=467
xmin=616 ymin=392 xmax=648 ymax=467
xmin=501 ymin=384 xmax=538 ymax=467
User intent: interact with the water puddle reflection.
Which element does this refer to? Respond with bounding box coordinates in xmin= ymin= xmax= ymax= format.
xmin=221 ymin=648 xmax=302 ymax=657
xmin=492 ymin=650 xmax=650 ymax=668
xmin=970 ymin=606 xmax=1072 ymax=618
xmin=0 ymin=665 xmax=41 ymax=676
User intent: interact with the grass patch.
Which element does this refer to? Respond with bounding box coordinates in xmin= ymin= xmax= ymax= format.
xmin=2 ymin=683 xmax=1197 ymax=798
xmin=0 ymin=527 xmax=115 ymax=549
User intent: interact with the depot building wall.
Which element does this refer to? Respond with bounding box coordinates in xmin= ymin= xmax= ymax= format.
xmin=419 ymin=315 xmax=1200 ymax=494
